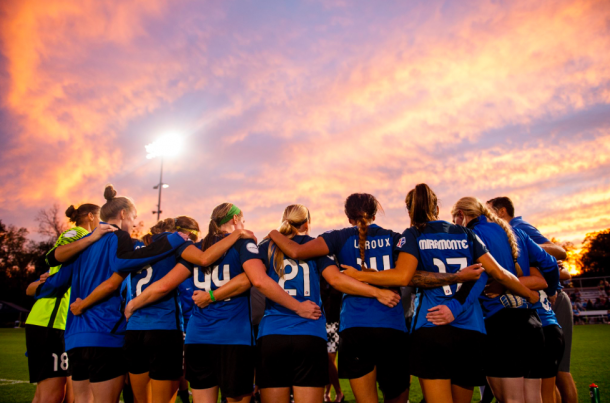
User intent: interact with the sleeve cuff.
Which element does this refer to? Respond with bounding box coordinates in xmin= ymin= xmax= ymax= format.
xmin=45 ymin=248 xmax=61 ymax=267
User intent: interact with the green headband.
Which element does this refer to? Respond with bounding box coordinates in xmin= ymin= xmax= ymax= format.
xmin=219 ymin=205 xmax=241 ymax=225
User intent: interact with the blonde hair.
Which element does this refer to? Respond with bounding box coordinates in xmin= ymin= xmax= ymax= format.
xmin=451 ymin=196 xmax=523 ymax=276
xmin=269 ymin=205 xmax=310 ymax=278
xmin=143 ymin=216 xmax=200 ymax=246
xmin=100 ymin=185 xmax=136 ymax=222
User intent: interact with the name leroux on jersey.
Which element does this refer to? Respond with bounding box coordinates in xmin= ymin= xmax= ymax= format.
xmin=418 ymin=238 xmax=469 ymax=250
xmin=353 ymin=238 xmax=391 ymax=250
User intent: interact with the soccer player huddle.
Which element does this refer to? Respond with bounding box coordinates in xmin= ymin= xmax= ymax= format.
xmin=24 ymin=183 xmax=577 ymax=403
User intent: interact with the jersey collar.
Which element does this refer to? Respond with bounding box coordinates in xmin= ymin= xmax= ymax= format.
xmin=466 ymin=216 xmax=481 ymax=230
xmin=509 ymin=216 xmax=523 ymax=226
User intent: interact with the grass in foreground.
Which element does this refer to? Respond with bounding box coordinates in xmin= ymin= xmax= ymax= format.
xmin=0 ymin=326 xmax=608 ymax=403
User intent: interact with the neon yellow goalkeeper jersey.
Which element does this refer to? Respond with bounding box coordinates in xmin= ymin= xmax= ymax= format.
xmin=25 ymin=226 xmax=89 ymax=329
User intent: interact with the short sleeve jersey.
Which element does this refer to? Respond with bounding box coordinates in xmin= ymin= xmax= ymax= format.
xmin=181 ymin=237 xmax=261 ymax=346
xmin=468 ymin=216 xmax=525 ymax=319
xmin=127 ymin=233 xmax=192 ymax=332
xmin=320 ymin=224 xmax=407 ymax=333
xmin=257 ymin=235 xmax=334 ymax=340
xmin=397 ymin=221 xmax=488 ymax=333
xmin=26 ymin=226 xmax=89 ymax=329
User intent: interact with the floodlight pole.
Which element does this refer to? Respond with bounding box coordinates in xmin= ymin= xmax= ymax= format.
xmin=153 ymin=157 xmax=164 ymax=221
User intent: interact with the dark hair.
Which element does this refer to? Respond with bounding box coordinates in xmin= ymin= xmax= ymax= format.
xmin=486 ymin=196 xmax=515 ymax=218
xmin=100 ymin=184 xmax=136 ymax=221
xmin=344 ymin=193 xmax=383 ymax=268
xmin=65 ymin=204 xmax=100 ymax=224
xmin=142 ymin=216 xmax=200 ymax=246
xmin=405 ymin=183 xmax=438 ymax=231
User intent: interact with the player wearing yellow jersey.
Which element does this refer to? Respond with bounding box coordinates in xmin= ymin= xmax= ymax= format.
xmin=25 ymin=204 xmax=100 ymax=403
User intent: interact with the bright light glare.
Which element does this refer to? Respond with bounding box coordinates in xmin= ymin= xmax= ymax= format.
xmin=145 ymin=134 xmax=183 ymax=159
xmin=162 ymin=184 xmax=169 ymax=188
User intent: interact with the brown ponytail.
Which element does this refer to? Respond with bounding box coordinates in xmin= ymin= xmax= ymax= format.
xmin=344 ymin=193 xmax=382 ymax=269
xmin=405 ymin=183 xmax=438 ymax=231
xmin=269 ymin=205 xmax=309 ymax=278
xmin=200 ymin=203 xmax=242 ymax=273
xmin=100 ymin=184 xmax=136 ymax=222
xmin=65 ymin=203 xmax=100 ymax=225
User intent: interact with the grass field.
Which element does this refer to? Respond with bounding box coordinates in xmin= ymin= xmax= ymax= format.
xmin=0 ymin=326 xmax=608 ymax=403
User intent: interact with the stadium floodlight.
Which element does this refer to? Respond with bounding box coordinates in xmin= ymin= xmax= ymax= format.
xmin=145 ymin=133 xmax=183 ymax=159
xmin=145 ymin=133 xmax=183 ymax=221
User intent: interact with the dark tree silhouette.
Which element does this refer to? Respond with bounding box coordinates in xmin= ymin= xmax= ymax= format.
xmin=0 ymin=220 xmax=53 ymax=309
xmin=580 ymin=229 xmax=610 ymax=276
xmin=35 ymin=204 xmax=69 ymax=240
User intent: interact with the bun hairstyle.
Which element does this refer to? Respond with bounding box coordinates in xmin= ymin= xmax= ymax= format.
xmin=451 ymin=196 xmax=523 ymax=276
xmin=200 ymin=203 xmax=243 ymax=272
xmin=143 ymin=216 xmax=200 ymax=246
xmin=100 ymin=184 xmax=136 ymax=222
xmin=269 ymin=204 xmax=310 ymax=278
xmin=405 ymin=184 xmax=438 ymax=231
xmin=65 ymin=203 xmax=100 ymax=224
xmin=344 ymin=193 xmax=383 ymax=269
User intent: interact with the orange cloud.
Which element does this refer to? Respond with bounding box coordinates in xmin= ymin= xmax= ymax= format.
xmin=0 ymin=0 xmax=609 ymax=245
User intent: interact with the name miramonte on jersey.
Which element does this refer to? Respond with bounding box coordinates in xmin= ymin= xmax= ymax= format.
xmin=418 ymin=239 xmax=469 ymax=251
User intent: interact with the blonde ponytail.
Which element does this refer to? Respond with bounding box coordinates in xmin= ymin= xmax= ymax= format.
xmin=270 ymin=205 xmax=309 ymax=278
xmin=452 ymin=197 xmax=523 ymax=276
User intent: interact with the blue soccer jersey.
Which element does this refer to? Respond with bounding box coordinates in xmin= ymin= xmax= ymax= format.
xmin=257 ymin=235 xmax=334 ymax=340
xmin=178 ymin=277 xmax=195 ymax=330
xmin=319 ymin=224 xmax=407 ymax=333
xmin=467 ymin=216 xmax=525 ymax=319
xmin=510 ymin=216 xmax=551 ymax=244
xmin=36 ymin=225 xmax=186 ymax=351
xmin=181 ymin=237 xmax=260 ymax=346
xmin=510 ymin=216 xmax=563 ymax=292
xmin=397 ymin=221 xmax=488 ymax=334
xmin=127 ymin=233 xmax=192 ymax=332
xmin=514 ymin=229 xmax=560 ymax=328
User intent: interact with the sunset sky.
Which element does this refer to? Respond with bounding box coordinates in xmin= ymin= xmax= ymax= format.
xmin=1 ymin=0 xmax=609 ymax=244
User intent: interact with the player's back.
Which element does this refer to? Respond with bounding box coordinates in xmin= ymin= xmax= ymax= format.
xmin=65 ymin=231 xmax=130 ymax=349
xmin=128 ymin=233 xmax=184 ymax=331
xmin=257 ymin=235 xmax=331 ymax=340
xmin=319 ymin=224 xmax=406 ymax=332
xmin=404 ymin=221 xmax=484 ymax=331
xmin=184 ymin=237 xmax=259 ymax=346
